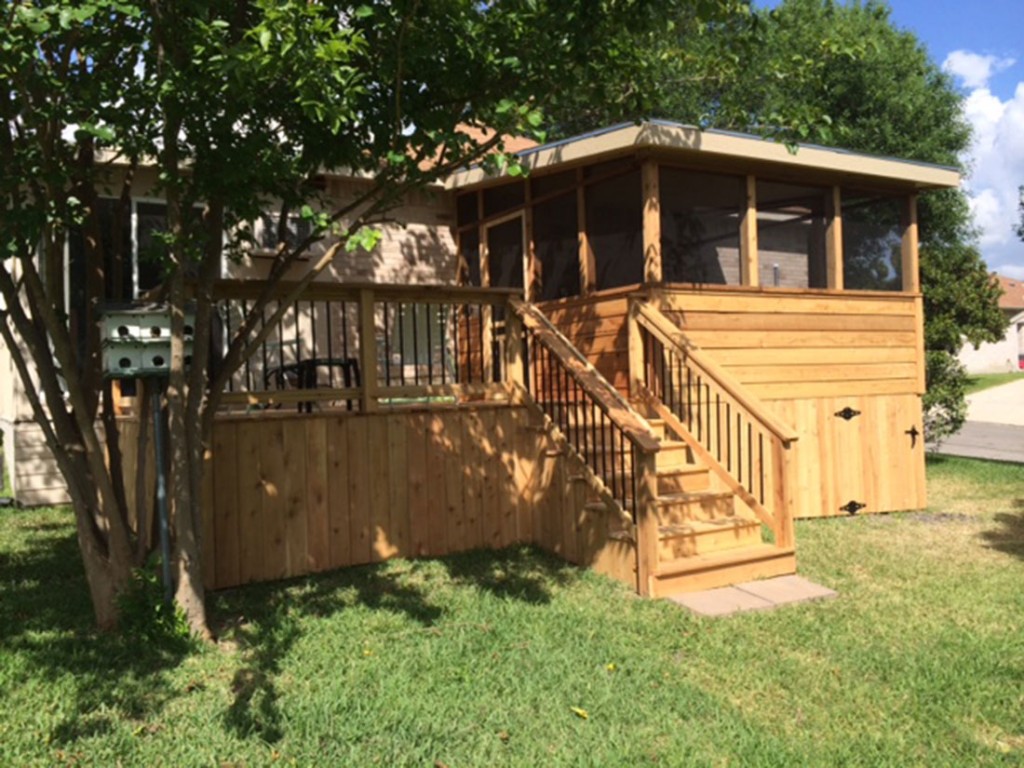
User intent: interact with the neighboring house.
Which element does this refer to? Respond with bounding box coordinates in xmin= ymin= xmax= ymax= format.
xmin=957 ymin=273 xmax=1024 ymax=373
xmin=0 ymin=120 xmax=961 ymax=597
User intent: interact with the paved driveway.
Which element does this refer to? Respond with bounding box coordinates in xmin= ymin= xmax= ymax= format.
xmin=931 ymin=378 xmax=1024 ymax=463
xmin=965 ymin=377 xmax=1024 ymax=426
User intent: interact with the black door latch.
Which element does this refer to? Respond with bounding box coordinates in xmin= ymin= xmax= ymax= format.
xmin=905 ymin=425 xmax=919 ymax=448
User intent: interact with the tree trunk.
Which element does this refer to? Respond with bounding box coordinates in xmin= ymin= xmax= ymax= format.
xmin=73 ymin=501 xmax=135 ymax=631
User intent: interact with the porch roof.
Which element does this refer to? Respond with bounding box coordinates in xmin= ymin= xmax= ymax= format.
xmin=445 ymin=119 xmax=962 ymax=192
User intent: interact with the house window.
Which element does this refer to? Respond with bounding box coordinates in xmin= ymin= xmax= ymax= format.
xmin=255 ymin=211 xmax=314 ymax=253
xmin=660 ymin=168 xmax=743 ymax=285
xmin=532 ymin=191 xmax=580 ymax=300
xmin=756 ymin=181 xmax=828 ymax=289
xmin=587 ymin=168 xmax=643 ymax=290
xmin=842 ymin=192 xmax=904 ymax=291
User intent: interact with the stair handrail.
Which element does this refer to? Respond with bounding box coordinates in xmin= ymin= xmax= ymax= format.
xmin=630 ymin=299 xmax=797 ymax=549
xmin=511 ymin=299 xmax=660 ymax=453
xmin=633 ymin=302 xmax=798 ymax=444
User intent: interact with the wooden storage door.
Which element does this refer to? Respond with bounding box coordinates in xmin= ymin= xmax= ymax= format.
xmin=771 ymin=393 xmax=926 ymax=518
xmin=828 ymin=393 xmax=926 ymax=515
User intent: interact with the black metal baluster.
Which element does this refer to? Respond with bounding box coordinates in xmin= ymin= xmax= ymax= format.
xmin=723 ymin=400 xmax=729 ymax=468
xmin=695 ymin=374 xmax=702 ymax=442
xmin=749 ymin=423 xmax=757 ymax=495
xmin=326 ymin=300 xmax=334 ymax=389
xmin=439 ymin=305 xmax=448 ymax=385
xmin=382 ymin=300 xmax=391 ymax=387
xmin=341 ymin=300 xmax=349 ymax=361
xmin=758 ymin=434 xmax=765 ymax=505
xmin=426 ymin=303 xmax=434 ymax=385
xmin=705 ymin=383 xmax=711 ymax=453
xmin=618 ymin=429 xmax=627 ymax=514
xmin=397 ymin=301 xmax=406 ymax=386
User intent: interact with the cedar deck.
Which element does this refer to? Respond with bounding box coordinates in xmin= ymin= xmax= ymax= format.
xmin=10 ymin=121 xmax=958 ymax=596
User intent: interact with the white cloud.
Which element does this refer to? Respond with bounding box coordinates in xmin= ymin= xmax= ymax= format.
xmin=957 ymin=68 xmax=1024 ymax=278
xmin=1000 ymin=263 xmax=1024 ymax=280
xmin=943 ymin=50 xmax=1015 ymax=90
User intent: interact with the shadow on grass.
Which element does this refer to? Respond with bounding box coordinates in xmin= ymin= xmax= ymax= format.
xmin=0 ymin=509 xmax=191 ymax=746
xmin=213 ymin=545 xmax=577 ymax=744
xmin=441 ymin=545 xmax=580 ymax=603
xmin=980 ymin=502 xmax=1024 ymax=560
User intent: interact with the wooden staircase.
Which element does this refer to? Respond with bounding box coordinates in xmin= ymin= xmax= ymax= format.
xmin=639 ymin=416 xmax=795 ymax=597
xmin=511 ymin=296 xmax=796 ymax=599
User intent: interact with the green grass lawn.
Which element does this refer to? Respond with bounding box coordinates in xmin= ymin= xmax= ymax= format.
xmin=965 ymin=372 xmax=1022 ymax=395
xmin=2 ymin=456 xmax=1023 ymax=767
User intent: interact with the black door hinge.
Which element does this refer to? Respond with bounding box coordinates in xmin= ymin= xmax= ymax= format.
xmin=835 ymin=407 xmax=861 ymax=421
xmin=840 ymin=500 xmax=866 ymax=515
xmin=905 ymin=425 xmax=919 ymax=448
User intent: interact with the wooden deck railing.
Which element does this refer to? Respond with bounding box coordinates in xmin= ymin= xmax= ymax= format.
xmin=513 ymin=300 xmax=659 ymax=510
xmin=211 ymin=281 xmax=520 ymax=411
xmin=629 ymin=300 xmax=798 ymax=548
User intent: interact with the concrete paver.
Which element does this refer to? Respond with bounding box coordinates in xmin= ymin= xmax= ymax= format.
xmin=669 ymin=575 xmax=837 ymax=617
xmin=669 ymin=586 xmax=773 ymax=616
xmin=737 ymin=574 xmax=837 ymax=604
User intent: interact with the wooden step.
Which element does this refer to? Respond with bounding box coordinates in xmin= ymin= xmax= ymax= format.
xmin=657 ymin=517 xmax=761 ymax=560
xmin=654 ymin=440 xmax=691 ymax=471
xmin=656 ymin=490 xmax=735 ymax=524
xmin=651 ymin=544 xmax=797 ymax=597
xmin=655 ymin=464 xmax=710 ymax=494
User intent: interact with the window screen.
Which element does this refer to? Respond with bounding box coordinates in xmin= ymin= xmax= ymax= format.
xmin=586 ymin=169 xmax=643 ymax=290
xmin=660 ymin=168 xmax=743 ymax=285
xmin=756 ymin=181 xmax=828 ymax=289
xmin=842 ymin=193 xmax=904 ymax=291
xmin=533 ymin=192 xmax=580 ymax=300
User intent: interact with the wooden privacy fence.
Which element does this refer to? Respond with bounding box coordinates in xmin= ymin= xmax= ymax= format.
xmin=629 ymin=300 xmax=798 ymax=548
xmin=120 ymin=404 xmax=639 ymax=592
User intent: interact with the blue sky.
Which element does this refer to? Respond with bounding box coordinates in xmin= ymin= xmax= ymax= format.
xmin=757 ymin=1 xmax=1024 ymax=278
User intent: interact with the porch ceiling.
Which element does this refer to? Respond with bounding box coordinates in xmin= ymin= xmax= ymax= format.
xmin=445 ymin=120 xmax=961 ymax=193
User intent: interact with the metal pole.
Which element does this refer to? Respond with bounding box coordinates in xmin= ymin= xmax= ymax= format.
xmin=151 ymin=378 xmax=173 ymax=606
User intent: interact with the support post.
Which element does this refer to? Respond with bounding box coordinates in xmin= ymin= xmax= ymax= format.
xmin=504 ymin=299 xmax=525 ymax=392
xmin=358 ymin=287 xmax=378 ymax=412
xmin=577 ymin=168 xmax=595 ymax=295
xmin=826 ymin=186 xmax=844 ymax=290
xmin=740 ymin=174 xmax=759 ymax=287
xmin=524 ymin=181 xmax=539 ymax=301
xmin=771 ymin=440 xmax=796 ymax=549
xmin=626 ymin=299 xmax=645 ymax=401
xmin=901 ymin=193 xmax=920 ymax=293
xmin=642 ymin=159 xmax=662 ymax=284
xmin=635 ymin=449 xmax=660 ymax=597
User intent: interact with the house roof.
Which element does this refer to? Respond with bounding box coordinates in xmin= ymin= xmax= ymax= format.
xmin=997 ymin=274 xmax=1024 ymax=311
xmin=445 ymin=119 xmax=962 ymax=192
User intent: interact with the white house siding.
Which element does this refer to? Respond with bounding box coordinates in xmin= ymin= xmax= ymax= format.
xmin=958 ymin=311 xmax=1024 ymax=374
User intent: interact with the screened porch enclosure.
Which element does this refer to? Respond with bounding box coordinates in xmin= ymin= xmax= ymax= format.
xmin=454 ymin=155 xmax=920 ymax=299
